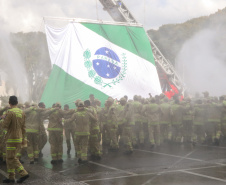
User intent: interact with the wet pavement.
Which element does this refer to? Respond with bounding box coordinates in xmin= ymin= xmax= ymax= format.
xmin=1 ymin=140 xmax=226 ymax=184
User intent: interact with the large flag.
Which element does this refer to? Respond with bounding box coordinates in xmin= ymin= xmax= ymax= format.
xmin=41 ymin=21 xmax=162 ymax=107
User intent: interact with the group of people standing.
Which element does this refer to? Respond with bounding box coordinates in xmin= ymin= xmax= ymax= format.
xmin=1 ymin=92 xmax=226 ymax=183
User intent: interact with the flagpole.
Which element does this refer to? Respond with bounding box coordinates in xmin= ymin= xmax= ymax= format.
xmin=43 ymin=16 xmax=143 ymax=27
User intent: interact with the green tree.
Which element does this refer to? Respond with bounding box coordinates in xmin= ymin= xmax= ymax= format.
xmin=10 ymin=32 xmax=51 ymax=102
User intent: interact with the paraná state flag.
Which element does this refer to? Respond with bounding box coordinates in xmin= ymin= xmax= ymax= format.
xmin=41 ymin=21 xmax=161 ymax=107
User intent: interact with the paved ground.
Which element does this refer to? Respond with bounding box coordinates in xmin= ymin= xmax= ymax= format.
xmin=2 ymin=141 xmax=226 ymax=185
xmin=2 ymin=122 xmax=226 ymax=185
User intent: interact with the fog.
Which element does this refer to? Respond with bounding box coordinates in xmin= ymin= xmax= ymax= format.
xmin=0 ymin=30 xmax=29 ymax=102
xmin=175 ymin=28 xmax=226 ymax=97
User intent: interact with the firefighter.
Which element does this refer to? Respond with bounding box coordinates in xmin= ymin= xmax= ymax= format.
xmin=63 ymin=104 xmax=75 ymax=155
xmin=0 ymin=105 xmax=9 ymax=164
xmin=143 ymin=98 xmax=162 ymax=148
xmin=159 ymin=97 xmax=172 ymax=143
xmin=115 ymin=97 xmax=127 ymax=146
xmin=205 ymin=98 xmax=222 ymax=145
xmin=100 ymin=101 xmax=110 ymax=147
xmin=42 ymin=103 xmax=64 ymax=164
xmin=64 ymin=101 xmax=97 ymax=164
xmin=221 ymin=99 xmax=226 ymax=143
xmin=182 ymin=98 xmax=194 ymax=144
xmin=37 ymin=102 xmax=47 ymax=158
xmin=122 ymin=99 xmax=134 ymax=154
xmin=1 ymin=96 xmax=29 ymax=183
xmin=106 ymin=98 xmax=119 ymax=151
xmin=193 ymin=99 xmax=205 ymax=145
xmin=131 ymin=95 xmax=144 ymax=147
xmin=84 ymin=100 xmax=101 ymax=160
xmin=24 ymin=103 xmax=40 ymax=164
xmin=170 ymin=98 xmax=183 ymax=143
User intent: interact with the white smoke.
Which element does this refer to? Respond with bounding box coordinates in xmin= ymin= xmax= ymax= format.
xmin=0 ymin=30 xmax=29 ymax=102
xmin=175 ymin=28 xmax=226 ymax=97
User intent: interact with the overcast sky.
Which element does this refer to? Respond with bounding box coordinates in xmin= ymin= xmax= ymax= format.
xmin=1 ymin=0 xmax=226 ymax=33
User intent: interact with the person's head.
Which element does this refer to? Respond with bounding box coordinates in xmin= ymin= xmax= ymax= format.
xmin=185 ymin=97 xmax=191 ymax=103
xmin=106 ymin=98 xmax=114 ymax=107
xmin=213 ymin=96 xmax=219 ymax=103
xmin=38 ymin=102 xmax=45 ymax=108
xmin=55 ymin=102 xmax=61 ymax=109
xmin=119 ymin=97 xmax=126 ymax=106
xmin=202 ymin=91 xmax=209 ymax=98
xmin=133 ymin=95 xmax=138 ymax=101
xmin=196 ymin=99 xmax=202 ymax=104
xmin=78 ymin=101 xmax=84 ymax=108
xmin=173 ymin=94 xmax=180 ymax=102
xmin=17 ymin=103 xmax=24 ymax=109
xmin=74 ymin=99 xmax=82 ymax=107
xmin=124 ymin=95 xmax=128 ymax=102
xmin=163 ymin=97 xmax=169 ymax=102
xmin=84 ymin=100 xmax=91 ymax=107
xmin=64 ymin=104 xmax=69 ymax=111
xmin=159 ymin=93 xmax=165 ymax=99
xmin=95 ymin=99 xmax=101 ymax=107
xmin=219 ymin=96 xmax=225 ymax=102
xmin=52 ymin=103 xmax=56 ymax=108
xmin=155 ymin=95 xmax=160 ymax=104
xmin=24 ymin=101 xmax=30 ymax=108
xmin=150 ymin=98 xmax=156 ymax=103
xmin=104 ymin=100 xmax=107 ymax=107
xmin=137 ymin=95 xmax=142 ymax=102
xmin=175 ymin=99 xmax=180 ymax=104
xmin=31 ymin=103 xmax=38 ymax=108
xmin=9 ymin=96 xmax=18 ymax=107
xmin=89 ymin=94 xmax=95 ymax=101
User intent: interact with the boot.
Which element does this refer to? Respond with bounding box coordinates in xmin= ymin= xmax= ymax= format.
xmin=2 ymin=178 xmax=15 ymax=183
xmin=78 ymin=158 xmax=82 ymax=164
xmin=58 ymin=159 xmax=64 ymax=163
xmin=213 ymin=138 xmax=220 ymax=146
xmin=95 ymin=155 xmax=102 ymax=161
xmin=124 ymin=150 xmax=133 ymax=155
xmin=150 ymin=143 xmax=155 ymax=149
xmin=80 ymin=160 xmax=88 ymax=164
xmin=90 ymin=155 xmax=96 ymax=160
xmin=39 ymin=151 xmax=43 ymax=158
xmin=17 ymin=174 xmax=29 ymax=183
xmin=51 ymin=160 xmax=57 ymax=164
xmin=109 ymin=148 xmax=119 ymax=152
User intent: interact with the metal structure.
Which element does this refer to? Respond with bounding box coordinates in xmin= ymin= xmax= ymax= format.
xmin=99 ymin=0 xmax=185 ymax=93
xmin=99 ymin=0 xmax=137 ymax=23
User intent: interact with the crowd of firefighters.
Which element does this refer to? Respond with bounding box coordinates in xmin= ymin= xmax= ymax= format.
xmin=1 ymin=92 xmax=226 ymax=182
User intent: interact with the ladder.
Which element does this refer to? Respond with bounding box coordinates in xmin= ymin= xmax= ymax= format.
xmin=99 ymin=0 xmax=185 ymax=93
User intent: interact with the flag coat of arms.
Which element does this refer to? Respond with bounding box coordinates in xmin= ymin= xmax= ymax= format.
xmin=41 ymin=20 xmax=162 ymax=107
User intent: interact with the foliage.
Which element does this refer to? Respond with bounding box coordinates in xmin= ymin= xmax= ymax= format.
xmin=147 ymin=8 xmax=226 ymax=65
xmin=9 ymin=32 xmax=51 ymax=102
